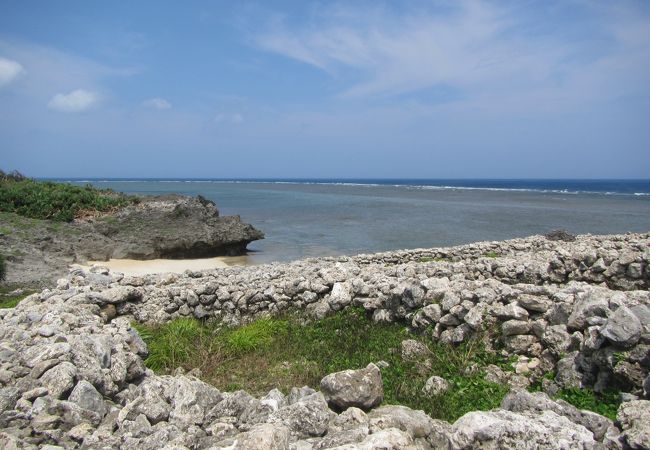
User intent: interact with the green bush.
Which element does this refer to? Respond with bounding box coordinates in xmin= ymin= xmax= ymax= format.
xmin=0 ymin=171 xmax=136 ymax=222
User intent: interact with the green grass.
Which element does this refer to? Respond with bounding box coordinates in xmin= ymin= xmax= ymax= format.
xmin=0 ymin=287 xmax=34 ymax=309
xmin=0 ymin=171 xmax=137 ymax=222
xmin=555 ymin=388 xmax=620 ymax=421
xmin=483 ymin=251 xmax=500 ymax=258
xmin=417 ymin=256 xmax=447 ymax=263
xmin=528 ymin=371 xmax=621 ymax=421
xmin=135 ymin=308 xmax=510 ymax=422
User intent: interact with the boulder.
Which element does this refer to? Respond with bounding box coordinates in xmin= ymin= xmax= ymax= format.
xmin=268 ymin=392 xmax=331 ymax=438
xmin=320 ymin=364 xmax=383 ymax=410
xmin=618 ymin=400 xmax=650 ymax=449
xmin=40 ymin=362 xmax=77 ymax=399
xmin=68 ymin=380 xmax=107 ymax=419
xmin=567 ymin=291 xmax=610 ymax=331
xmin=600 ymin=305 xmax=643 ymax=348
xmin=501 ymin=389 xmax=613 ymax=441
xmin=451 ymin=409 xmax=595 ymax=449
xmin=235 ymin=423 xmax=290 ymax=449
xmin=368 ymin=404 xmax=451 ymax=443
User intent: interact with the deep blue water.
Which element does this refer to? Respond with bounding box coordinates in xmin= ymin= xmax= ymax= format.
xmin=52 ymin=179 xmax=650 ymax=264
xmin=55 ymin=178 xmax=650 ymax=196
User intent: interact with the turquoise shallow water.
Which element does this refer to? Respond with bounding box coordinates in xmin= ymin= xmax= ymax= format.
xmin=62 ymin=179 xmax=650 ymax=264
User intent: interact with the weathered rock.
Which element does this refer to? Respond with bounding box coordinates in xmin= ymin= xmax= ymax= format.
xmin=320 ymin=364 xmax=383 ymax=411
xmin=68 ymin=380 xmax=107 ymax=419
xmin=268 ymin=392 xmax=330 ymax=438
xmin=617 ymin=400 xmax=650 ymax=449
xmin=568 ymin=290 xmax=610 ymax=331
xmin=368 ymin=404 xmax=451 ymax=444
xmin=543 ymin=324 xmax=572 ymax=355
xmin=40 ymin=362 xmax=77 ymax=399
xmin=495 ymin=303 xmax=529 ymax=321
xmin=501 ymin=319 xmax=531 ymax=336
xmin=329 ymin=283 xmax=353 ymax=310
xmin=400 ymin=340 xmax=429 ymax=361
xmin=600 ymin=305 xmax=643 ymax=348
xmin=167 ymin=376 xmax=223 ymax=427
xmin=235 ymin=423 xmax=290 ymax=449
xmin=422 ymin=376 xmax=451 ymax=397
xmin=555 ymin=353 xmax=583 ymax=389
xmin=1 ymin=231 xmax=649 ymax=449
xmin=451 ymin=409 xmax=595 ymax=449
xmin=501 ymin=389 xmax=613 ymax=441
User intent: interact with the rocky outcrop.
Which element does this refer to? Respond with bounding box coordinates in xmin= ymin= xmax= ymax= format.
xmin=80 ymin=195 xmax=263 ymax=260
xmin=0 ymin=195 xmax=263 ymax=287
xmin=0 ymin=231 xmax=649 ymax=448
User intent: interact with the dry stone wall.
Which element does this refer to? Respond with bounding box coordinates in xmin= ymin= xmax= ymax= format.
xmin=0 ymin=232 xmax=649 ymax=448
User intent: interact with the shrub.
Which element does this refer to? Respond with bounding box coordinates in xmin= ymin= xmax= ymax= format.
xmin=0 ymin=171 xmax=136 ymax=221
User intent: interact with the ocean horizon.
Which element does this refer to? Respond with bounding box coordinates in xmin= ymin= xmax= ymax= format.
xmin=55 ymin=178 xmax=650 ymax=265
xmin=51 ymin=178 xmax=650 ymax=196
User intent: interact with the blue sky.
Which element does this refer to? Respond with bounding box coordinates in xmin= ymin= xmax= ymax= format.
xmin=0 ymin=0 xmax=649 ymax=178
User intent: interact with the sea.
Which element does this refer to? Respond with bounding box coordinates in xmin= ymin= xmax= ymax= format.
xmin=57 ymin=179 xmax=650 ymax=265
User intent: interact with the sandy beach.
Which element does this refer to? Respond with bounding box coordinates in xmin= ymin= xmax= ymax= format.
xmin=75 ymin=255 xmax=253 ymax=276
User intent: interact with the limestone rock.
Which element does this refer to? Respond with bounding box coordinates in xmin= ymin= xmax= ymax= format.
xmin=568 ymin=291 xmax=610 ymax=331
xmin=422 ymin=376 xmax=451 ymax=397
xmin=618 ymin=400 xmax=650 ymax=449
xmin=400 ymin=340 xmax=429 ymax=361
xmin=451 ymin=409 xmax=596 ymax=449
xmin=600 ymin=305 xmax=643 ymax=348
xmin=235 ymin=423 xmax=290 ymax=449
xmin=501 ymin=389 xmax=613 ymax=441
xmin=320 ymin=364 xmax=383 ymax=411
xmin=40 ymin=362 xmax=77 ymax=399
xmin=268 ymin=392 xmax=330 ymax=438
xmin=68 ymin=380 xmax=107 ymax=419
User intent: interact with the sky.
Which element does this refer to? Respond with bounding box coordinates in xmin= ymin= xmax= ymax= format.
xmin=0 ymin=0 xmax=649 ymax=179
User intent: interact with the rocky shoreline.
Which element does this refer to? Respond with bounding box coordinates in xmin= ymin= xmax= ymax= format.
xmin=0 ymin=232 xmax=649 ymax=448
xmin=0 ymin=194 xmax=263 ymax=288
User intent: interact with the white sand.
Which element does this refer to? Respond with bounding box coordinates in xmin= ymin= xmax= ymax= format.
xmin=76 ymin=256 xmax=241 ymax=276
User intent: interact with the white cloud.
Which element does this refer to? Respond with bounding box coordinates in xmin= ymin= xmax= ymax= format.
xmin=142 ymin=97 xmax=172 ymax=109
xmin=0 ymin=57 xmax=24 ymax=86
xmin=47 ymin=89 xmax=99 ymax=112
xmin=255 ymin=1 xmax=650 ymax=105
xmin=214 ymin=113 xmax=244 ymax=124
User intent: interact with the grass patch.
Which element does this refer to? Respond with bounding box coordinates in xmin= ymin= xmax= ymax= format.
xmin=0 ymin=170 xmax=137 ymax=222
xmin=483 ymin=251 xmax=500 ymax=258
xmin=0 ymin=287 xmax=34 ymax=309
xmin=135 ymin=308 xmax=510 ymax=422
xmin=417 ymin=256 xmax=447 ymax=263
xmin=528 ymin=372 xmax=621 ymax=421
xmin=555 ymin=388 xmax=620 ymax=421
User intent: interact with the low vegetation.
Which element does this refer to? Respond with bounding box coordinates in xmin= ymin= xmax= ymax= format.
xmin=0 ymin=286 xmax=34 ymax=309
xmin=417 ymin=256 xmax=447 ymax=263
xmin=0 ymin=170 xmax=137 ymax=222
xmin=530 ymin=373 xmax=621 ymax=421
xmin=135 ymin=308 xmax=511 ymax=422
xmin=136 ymin=309 xmax=623 ymax=422
xmin=555 ymin=387 xmax=620 ymax=421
